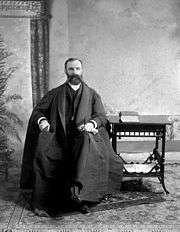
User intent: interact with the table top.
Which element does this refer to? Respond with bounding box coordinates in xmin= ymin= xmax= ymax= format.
xmin=108 ymin=115 xmax=172 ymax=125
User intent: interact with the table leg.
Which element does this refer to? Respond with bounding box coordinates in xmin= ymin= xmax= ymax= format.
xmin=112 ymin=132 xmax=117 ymax=153
xmin=160 ymin=126 xmax=169 ymax=194
xmin=158 ymin=176 xmax=169 ymax=194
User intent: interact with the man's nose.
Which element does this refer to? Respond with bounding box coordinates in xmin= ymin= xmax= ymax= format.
xmin=72 ymin=69 xmax=78 ymax=74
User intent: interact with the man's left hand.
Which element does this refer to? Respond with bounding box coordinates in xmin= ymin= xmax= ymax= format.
xmin=78 ymin=122 xmax=98 ymax=134
xmin=84 ymin=122 xmax=94 ymax=132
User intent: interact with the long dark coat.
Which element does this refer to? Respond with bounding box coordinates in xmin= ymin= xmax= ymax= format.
xmin=20 ymin=82 xmax=123 ymax=208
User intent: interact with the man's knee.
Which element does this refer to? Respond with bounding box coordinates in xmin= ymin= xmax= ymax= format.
xmin=75 ymin=131 xmax=89 ymax=141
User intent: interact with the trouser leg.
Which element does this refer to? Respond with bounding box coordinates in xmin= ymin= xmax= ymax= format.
xmin=32 ymin=171 xmax=51 ymax=211
xmin=67 ymin=131 xmax=89 ymax=187
xmin=32 ymin=154 xmax=71 ymax=213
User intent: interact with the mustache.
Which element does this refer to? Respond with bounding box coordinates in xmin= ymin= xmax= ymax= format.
xmin=68 ymin=74 xmax=82 ymax=81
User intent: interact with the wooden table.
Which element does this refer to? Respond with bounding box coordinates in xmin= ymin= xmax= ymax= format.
xmin=109 ymin=120 xmax=170 ymax=194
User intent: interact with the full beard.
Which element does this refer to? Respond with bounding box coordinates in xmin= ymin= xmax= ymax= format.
xmin=68 ymin=74 xmax=83 ymax=85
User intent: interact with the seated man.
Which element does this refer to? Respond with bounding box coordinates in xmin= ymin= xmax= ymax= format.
xmin=20 ymin=58 xmax=123 ymax=217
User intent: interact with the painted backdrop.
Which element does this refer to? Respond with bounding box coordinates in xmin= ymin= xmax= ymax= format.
xmin=50 ymin=0 xmax=180 ymax=115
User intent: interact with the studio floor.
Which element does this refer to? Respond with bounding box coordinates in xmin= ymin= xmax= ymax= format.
xmin=0 ymin=153 xmax=180 ymax=232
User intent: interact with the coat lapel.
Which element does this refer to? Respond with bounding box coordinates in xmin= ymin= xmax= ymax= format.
xmin=73 ymin=84 xmax=82 ymax=118
xmin=75 ymin=83 xmax=90 ymax=125
xmin=57 ymin=84 xmax=66 ymax=134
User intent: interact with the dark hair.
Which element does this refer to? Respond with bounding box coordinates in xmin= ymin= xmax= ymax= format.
xmin=64 ymin=58 xmax=83 ymax=71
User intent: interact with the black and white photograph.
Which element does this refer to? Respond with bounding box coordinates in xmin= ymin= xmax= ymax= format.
xmin=0 ymin=0 xmax=180 ymax=231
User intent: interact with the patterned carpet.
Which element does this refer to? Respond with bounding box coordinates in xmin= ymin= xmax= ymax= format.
xmin=0 ymin=161 xmax=180 ymax=232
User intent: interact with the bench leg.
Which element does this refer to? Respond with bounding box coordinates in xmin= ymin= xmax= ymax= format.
xmin=158 ymin=176 xmax=169 ymax=194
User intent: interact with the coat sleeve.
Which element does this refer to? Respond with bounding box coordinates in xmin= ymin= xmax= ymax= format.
xmin=20 ymin=89 xmax=57 ymax=189
xmin=91 ymin=91 xmax=108 ymax=128
xmin=32 ymin=89 xmax=57 ymax=124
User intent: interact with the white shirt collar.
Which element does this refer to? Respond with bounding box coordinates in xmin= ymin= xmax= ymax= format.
xmin=68 ymin=83 xmax=81 ymax=91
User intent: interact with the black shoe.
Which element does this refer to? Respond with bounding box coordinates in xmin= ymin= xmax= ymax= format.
xmin=78 ymin=204 xmax=90 ymax=214
xmin=71 ymin=195 xmax=90 ymax=214
xmin=34 ymin=208 xmax=50 ymax=217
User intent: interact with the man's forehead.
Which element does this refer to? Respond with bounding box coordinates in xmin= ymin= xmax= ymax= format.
xmin=66 ymin=60 xmax=82 ymax=68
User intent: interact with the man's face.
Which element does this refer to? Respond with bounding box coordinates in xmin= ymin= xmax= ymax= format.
xmin=66 ymin=60 xmax=83 ymax=85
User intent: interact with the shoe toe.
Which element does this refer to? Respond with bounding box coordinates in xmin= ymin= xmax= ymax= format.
xmin=79 ymin=204 xmax=90 ymax=214
xmin=34 ymin=208 xmax=49 ymax=217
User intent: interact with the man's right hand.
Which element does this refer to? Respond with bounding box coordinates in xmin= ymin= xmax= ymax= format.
xmin=39 ymin=119 xmax=50 ymax=131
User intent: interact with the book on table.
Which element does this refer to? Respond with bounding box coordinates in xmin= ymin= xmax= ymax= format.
xmin=121 ymin=115 xmax=139 ymax=122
